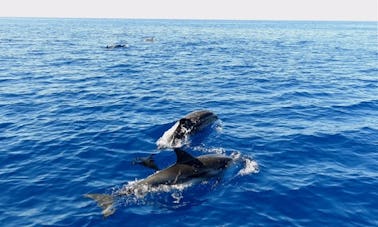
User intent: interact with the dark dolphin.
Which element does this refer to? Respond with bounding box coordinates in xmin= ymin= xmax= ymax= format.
xmin=85 ymin=148 xmax=232 ymax=217
xmin=156 ymin=110 xmax=219 ymax=149
xmin=105 ymin=44 xmax=128 ymax=49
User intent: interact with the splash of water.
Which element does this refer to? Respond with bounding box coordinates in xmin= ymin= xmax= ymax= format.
xmin=237 ymin=158 xmax=259 ymax=176
xmin=230 ymin=151 xmax=259 ymax=176
xmin=156 ymin=121 xmax=190 ymax=149
xmin=116 ymin=178 xmax=196 ymax=199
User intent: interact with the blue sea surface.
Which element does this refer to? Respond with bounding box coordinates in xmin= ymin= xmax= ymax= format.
xmin=0 ymin=18 xmax=377 ymax=226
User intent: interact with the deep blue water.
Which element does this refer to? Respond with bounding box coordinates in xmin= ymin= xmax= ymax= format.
xmin=0 ymin=18 xmax=377 ymax=226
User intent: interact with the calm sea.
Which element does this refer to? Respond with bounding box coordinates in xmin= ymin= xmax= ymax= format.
xmin=0 ymin=18 xmax=377 ymax=226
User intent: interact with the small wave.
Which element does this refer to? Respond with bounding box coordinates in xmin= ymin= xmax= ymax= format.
xmin=296 ymin=40 xmax=315 ymax=45
xmin=332 ymin=99 xmax=378 ymax=111
xmin=230 ymin=151 xmax=260 ymax=176
xmin=118 ymin=178 xmax=195 ymax=199
xmin=238 ymin=158 xmax=260 ymax=176
xmin=359 ymin=67 xmax=378 ymax=74
xmin=214 ymin=120 xmax=223 ymax=133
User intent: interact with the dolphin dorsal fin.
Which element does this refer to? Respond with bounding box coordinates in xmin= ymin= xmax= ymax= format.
xmin=174 ymin=148 xmax=203 ymax=166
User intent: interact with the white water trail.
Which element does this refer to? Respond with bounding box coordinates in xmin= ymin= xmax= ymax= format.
xmin=230 ymin=151 xmax=259 ymax=176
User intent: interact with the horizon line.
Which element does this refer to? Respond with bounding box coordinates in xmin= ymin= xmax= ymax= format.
xmin=1 ymin=16 xmax=377 ymax=23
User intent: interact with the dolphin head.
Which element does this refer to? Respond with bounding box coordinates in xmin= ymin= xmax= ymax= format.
xmin=156 ymin=110 xmax=219 ymax=149
xmin=183 ymin=110 xmax=218 ymax=132
xmin=197 ymin=155 xmax=233 ymax=175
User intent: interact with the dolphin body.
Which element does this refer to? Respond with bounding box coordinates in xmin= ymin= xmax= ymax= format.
xmin=156 ymin=110 xmax=219 ymax=149
xmin=105 ymin=44 xmax=128 ymax=49
xmin=85 ymin=148 xmax=232 ymax=217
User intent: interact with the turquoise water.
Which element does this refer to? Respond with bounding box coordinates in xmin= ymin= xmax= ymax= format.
xmin=0 ymin=18 xmax=377 ymax=226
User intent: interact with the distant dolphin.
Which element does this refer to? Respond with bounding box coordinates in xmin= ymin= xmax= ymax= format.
xmin=85 ymin=148 xmax=232 ymax=217
xmin=105 ymin=44 xmax=129 ymax=49
xmin=144 ymin=37 xmax=155 ymax=42
xmin=156 ymin=110 xmax=219 ymax=149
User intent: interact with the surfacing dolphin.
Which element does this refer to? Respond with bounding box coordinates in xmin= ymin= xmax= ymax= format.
xmin=156 ymin=110 xmax=219 ymax=149
xmin=105 ymin=44 xmax=129 ymax=49
xmin=85 ymin=148 xmax=232 ymax=217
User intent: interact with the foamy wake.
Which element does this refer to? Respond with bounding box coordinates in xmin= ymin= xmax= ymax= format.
xmin=237 ymin=157 xmax=259 ymax=176
xmin=214 ymin=120 xmax=223 ymax=133
xmin=115 ymin=178 xmax=195 ymax=201
xmin=231 ymin=151 xmax=259 ymax=176
xmin=156 ymin=121 xmax=190 ymax=149
xmin=194 ymin=146 xmax=227 ymax=155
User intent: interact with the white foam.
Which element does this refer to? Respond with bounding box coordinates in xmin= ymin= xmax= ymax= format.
xmin=171 ymin=191 xmax=184 ymax=204
xmin=237 ymin=157 xmax=259 ymax=176
xmin=229 ymin=151 xmax=259 ymax=176
xmin=156 ymin=121 xmax=190 ymax=149
xmin=195 ymin=146 xmax=226 ymax=155
xmin=156 ymin=121 xmax=179 ymax=148
xmin=117 ymin=178 xmax=195 ymax=199
xmin=214 ymin=120 xmax=223 ymax=132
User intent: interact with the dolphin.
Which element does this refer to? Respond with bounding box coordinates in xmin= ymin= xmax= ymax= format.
xmin=105 ymin=44 xmax=128 ymax=49
xmin=144 ymin=37 xmax=155 ymax=42
xmin=85 ymin=148 xmax=232 ymax=217
xmin=156 ymin=110 xmax=219 ymax=149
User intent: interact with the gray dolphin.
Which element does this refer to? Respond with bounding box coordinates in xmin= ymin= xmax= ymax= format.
xmin=144 ymin=37 xmax=155 ymax=42
xmin=156 ymin=110 xmax=219 ymax=149
xmin=105 ymin=44 xmax=128 ymax=49
xmin=85 ymin=148 xmax=232 ymax=217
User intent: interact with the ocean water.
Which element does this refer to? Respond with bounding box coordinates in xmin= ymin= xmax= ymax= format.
xmin=0 ymin=18 xmax=377 ymax=226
